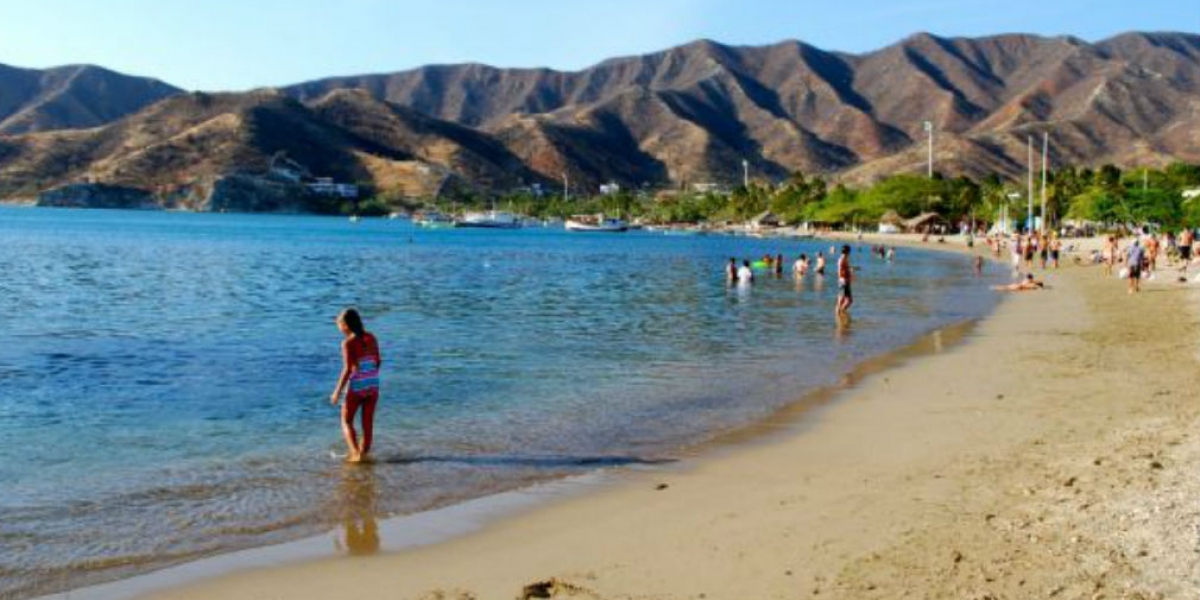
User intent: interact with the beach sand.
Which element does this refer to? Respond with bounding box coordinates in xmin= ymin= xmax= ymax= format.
xmin=130 ymin=238 xmax=1200 ymax=600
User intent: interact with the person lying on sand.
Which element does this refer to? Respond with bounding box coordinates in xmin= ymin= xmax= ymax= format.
xmin=993 ymin=274 xmax=1046 ymax=292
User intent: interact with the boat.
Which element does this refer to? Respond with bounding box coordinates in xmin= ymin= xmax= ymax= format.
xmin=565 ymin=214 xmax=628 ymax=233
xmin=456 ymin=210 xmax=522 ymax=229
xmin=414 ymin=210 xmax=456 ymax=229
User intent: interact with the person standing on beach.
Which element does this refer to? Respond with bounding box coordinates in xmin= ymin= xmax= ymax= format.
xmin=836 ymin=245 xmax=854 ymax=317
xmin=1024 ymin=233 xmax=1036 ymax=271
xmin=1011 ymin=234 xmax=1023 ymax=272
xmin=331 ymin=308 xmax=382 ymax=463
xmin=1050 ymin=236 xmax=1062 ymax=269
xmin=1180 ymin=228 xmax=1194 ymax=273
xmin=1146 ymin=234 xmax=1160 ymax=275
xmin=1126 ymin=241 xmax=1145 ymax=294
xmin=1104 ymin=235 xmax=1118 ymax=277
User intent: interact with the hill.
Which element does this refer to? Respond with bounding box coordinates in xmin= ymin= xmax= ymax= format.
xmin=1 ymin=32 xmax=1199 ymax=207
xmin=285 ymin=31 xmax=1200 ymax=187
xmin=0 ymin=63 xmax=181 ymax=135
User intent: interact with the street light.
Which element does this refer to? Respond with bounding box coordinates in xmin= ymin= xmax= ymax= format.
xmin=923 ymin=121 xmax=934 ymax=178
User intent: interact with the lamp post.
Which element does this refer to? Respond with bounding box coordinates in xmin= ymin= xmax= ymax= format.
xmin=923 ymin=121 xmax=934 ymax=178
xmin=1040 ymin=131 xmax=1048 ymax=234
xmin=1027 ymin=136 xmax=1034 ymax=233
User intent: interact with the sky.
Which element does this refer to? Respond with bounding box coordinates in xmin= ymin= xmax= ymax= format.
xmin=0 ymin=0 xmax=1194 ymax=91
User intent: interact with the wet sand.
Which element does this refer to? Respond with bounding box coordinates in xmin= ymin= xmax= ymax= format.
xmin=123 ymin=237 xmax=1200 ymax=599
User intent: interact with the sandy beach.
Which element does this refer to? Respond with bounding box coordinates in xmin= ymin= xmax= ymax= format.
xmin=118 ymin=236 xmax=1200 ymax=600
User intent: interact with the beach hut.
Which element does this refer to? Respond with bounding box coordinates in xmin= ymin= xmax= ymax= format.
xmin=878 ymin=210 xmax=903 ymax=234
xmin=750 ymin=210 xmax=782 ymax=230
xmin=903 ymin=212 xmax=947 ymax=234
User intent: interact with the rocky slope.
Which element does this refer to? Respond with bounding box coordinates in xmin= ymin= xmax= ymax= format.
xmin=2 ymin=32 xmax=1198 ymax=207
xmin=0 ymin=63 xmax=181 ymax=135
xmin=287 ymin=31 xmax=1200 ymax=186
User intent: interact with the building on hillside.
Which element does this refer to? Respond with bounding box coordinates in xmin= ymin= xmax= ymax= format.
xmin=691 ymin=182 xmax=726 ymax=194
xmin=599 ymin=182 xmax=621 ymax=195
xmin=268 ymin=152 xmax=310 ymax=183
xmin=1182 ymin=188 xmax=1200 ymax=201
xmin=306 ymin=177 xmax=359 ymax=199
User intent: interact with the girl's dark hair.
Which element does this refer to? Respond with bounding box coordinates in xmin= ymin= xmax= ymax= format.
xmin=339 ymin=308 xmax=366 ymax=336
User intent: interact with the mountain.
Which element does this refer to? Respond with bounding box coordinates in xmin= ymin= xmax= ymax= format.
xmin=2 ymin=31 xmax=1199 ymax=208
xmin=284 ymin=31 xmax=1200 ymax=186
xmin=0 ymin=63 xmax=181 ymax=135
xmin=0 ymin=88 xmax=532 ymax=208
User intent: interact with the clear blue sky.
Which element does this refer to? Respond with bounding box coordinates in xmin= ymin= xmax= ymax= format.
xmin=0 ymin=0 xmax=1193 ymax=91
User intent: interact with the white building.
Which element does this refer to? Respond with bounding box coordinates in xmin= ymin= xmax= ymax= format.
xmin=307 ymin=177 xmax=358 ymax=199
xmin=1182 ymin=188 xmax=1200 ymax=200
xmin=599 ymin=182 xmax=621 ymax=195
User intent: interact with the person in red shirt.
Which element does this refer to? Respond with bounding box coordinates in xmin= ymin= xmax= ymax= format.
xmin=330 ymin=308 xmax=381 ymax=463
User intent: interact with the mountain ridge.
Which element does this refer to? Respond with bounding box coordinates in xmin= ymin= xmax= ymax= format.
xmin=0 ymin=63 xmax=181 ymax=135
xmin=1 ymin=30 xmax=1198 ymax=206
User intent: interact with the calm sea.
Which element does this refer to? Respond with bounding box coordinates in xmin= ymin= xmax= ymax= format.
xmin=0 ymin=208 xmax=1004 ymax=598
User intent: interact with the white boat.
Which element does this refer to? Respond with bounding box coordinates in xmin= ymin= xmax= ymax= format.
xmin=456 ymin=210 xmax=522 ymax=229
xmin=565 ymin=214 xmax=628 ymax=233
xmin=414 ymin=210 xmax=455 ymax=228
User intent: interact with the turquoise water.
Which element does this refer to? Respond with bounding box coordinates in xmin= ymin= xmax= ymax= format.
xmin=0 ymin=208 xmax=1005 ymax=598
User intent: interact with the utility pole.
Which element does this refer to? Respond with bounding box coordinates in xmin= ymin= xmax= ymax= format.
xmin=924 ymin=121 xmax=934 ymax=178
xmin=742 ymin=159 xmax=749 ymax=189
xmin=1040 ymin=132 xmax=1048 ymax=234
xmin=1027 ymin=136 xmax=1034 ymax=233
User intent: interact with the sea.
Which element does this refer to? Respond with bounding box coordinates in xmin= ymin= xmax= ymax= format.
xmin=0 ymin=207 xmax=1007 ymax=598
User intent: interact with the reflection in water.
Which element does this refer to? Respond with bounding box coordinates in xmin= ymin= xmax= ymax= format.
xmin=834 ymin=314 xmax=853 ymax=342
xmin=333 ymin=464 xmax=380 ymax=556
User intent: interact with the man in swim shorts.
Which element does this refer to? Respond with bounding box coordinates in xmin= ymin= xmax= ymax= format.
xmin=1126 ymin=240 xmax=1145 ymax=294
xmin=836 ymin=245 xmax=853 ymax=317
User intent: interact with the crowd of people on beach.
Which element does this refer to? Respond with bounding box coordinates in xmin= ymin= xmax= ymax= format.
xmin=977 ymin=226 xmax=1200 ymax=294
xmin=1094 ymin=227 xmax=1198 ymax=293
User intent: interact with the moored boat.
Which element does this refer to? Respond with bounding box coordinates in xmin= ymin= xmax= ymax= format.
xmin=456 ymin=210 xmax=522 ymax=229
xmin=415 ymin=210 xmax=456 ymax=228
xmin=565 ymin=214 xmax=628 ymax=233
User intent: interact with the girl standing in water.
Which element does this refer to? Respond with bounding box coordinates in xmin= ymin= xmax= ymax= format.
xmin=331 ymin=308 xmax=381 ymax=463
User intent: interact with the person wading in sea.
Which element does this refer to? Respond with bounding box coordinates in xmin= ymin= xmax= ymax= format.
xmin=331 ymin=308 xmax=382 ymax=463
xmin=836 ymin=245 xmax=854 ymax=318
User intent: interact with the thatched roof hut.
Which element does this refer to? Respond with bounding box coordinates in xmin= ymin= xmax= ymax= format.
xmin=750 ymin=210 xmax=782 ymax=229
xmin=904 ymin=212 xmax=947 ymax=233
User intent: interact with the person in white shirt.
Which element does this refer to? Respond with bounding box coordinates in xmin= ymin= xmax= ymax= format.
xmin=737 ymin=260 xmax=754 ymax=285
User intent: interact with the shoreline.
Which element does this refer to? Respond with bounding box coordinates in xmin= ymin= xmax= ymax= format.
xmin=31 ymin=242 xmax=995 ymax=600
xmin=36 ymin=320 xmax=985 ymax=600
xmin=41 ymin=234 xmax=1200 ymax=599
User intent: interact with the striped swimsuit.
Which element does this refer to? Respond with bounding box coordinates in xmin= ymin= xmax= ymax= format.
xmin=347 ymin=333 xmax=380 ymax=399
